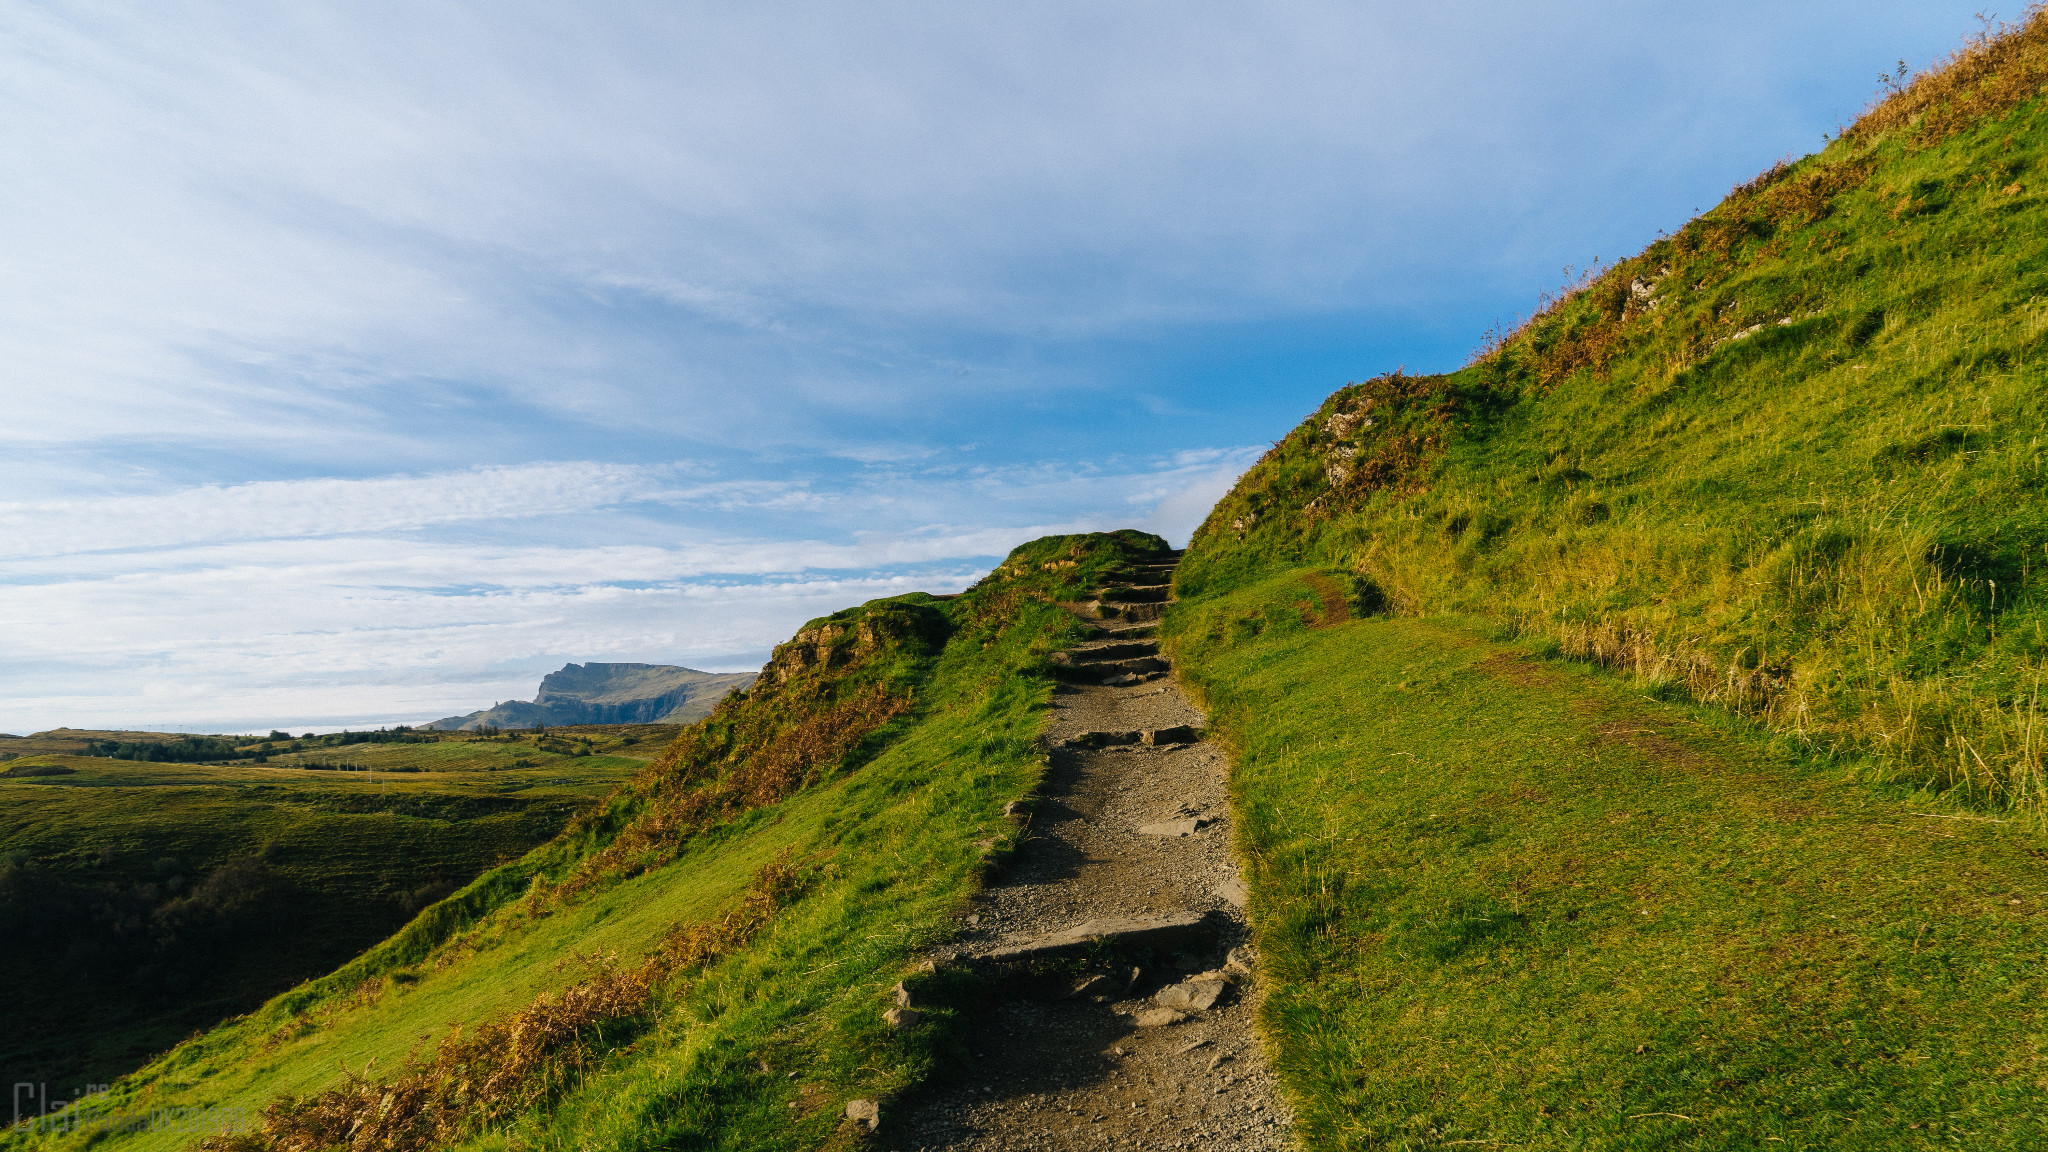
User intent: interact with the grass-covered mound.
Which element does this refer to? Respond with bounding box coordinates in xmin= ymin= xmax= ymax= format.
xmin=4 ymin=531 xmax=1171 ymax=1152
xmin=1185 ymin=11 xmax=2048 ymax=811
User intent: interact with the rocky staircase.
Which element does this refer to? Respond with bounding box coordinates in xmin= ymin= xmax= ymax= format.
xmin=1052 ymin=550 xmax=1184 ymax=683
xmin=1071 ymin=550 xmax=1183 ymax=627
xmin=884 ymin=543 xmax=1288 ymax=1149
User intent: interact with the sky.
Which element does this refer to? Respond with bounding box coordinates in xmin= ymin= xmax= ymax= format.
xmin=0 ymin=0 xmax=1990 ymax=734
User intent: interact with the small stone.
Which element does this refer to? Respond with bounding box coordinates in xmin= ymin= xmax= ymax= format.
xmin=883 ymin=1007 xmax=924 ymax=1030
xmin=1133 ymin=1007 xmax=1188 ymax=1027
xmin=1207 ymin=1052 xmax=1234 ymax=1071
xmin=1003 ymin=799 xmax=1029 ymax=821
xmin=1214 ymin=876 xmax=1248 ymax=907
xmin=1174 ymin=1037 xmax=1213 ymax=1055
xmin=845 ymin=1098 xmax=881 ymax=1130
xmin=1224 ymin=946 xmax=1255 ymax=978
xmin=1066 ymin=974 xmax=1118 ymax=1000
xmin=1155 ymin=976 xmax=1229 ymax=1013
xmin=892 ymin=981 xmax=916 ymax=1008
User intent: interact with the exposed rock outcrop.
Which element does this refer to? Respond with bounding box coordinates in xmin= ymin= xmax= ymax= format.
xmin=424 ymin=663 xmax=756 ymax=731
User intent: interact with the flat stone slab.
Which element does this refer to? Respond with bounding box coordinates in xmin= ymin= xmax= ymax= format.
xmin=1137 ymin=816 xmax=1213 ymax=837
xmin=978 ymin=909 xmax=1226 ymax=964
xmin=1069 ymin=729 xmax=1143 ymax=747
xmin=1054 ymin=655 xmax=1170 ymax=682
xmin=1155 ymin=974 xmax=1230 ymax=1013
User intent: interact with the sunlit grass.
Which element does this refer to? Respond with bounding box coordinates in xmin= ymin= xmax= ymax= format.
xmin=1170 ymin=570 xmax=2048 ymax=1149
xmin=1184 ymin=17 xmax=2048 ymax=814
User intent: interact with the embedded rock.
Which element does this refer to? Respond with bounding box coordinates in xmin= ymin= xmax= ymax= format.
xmin=980 ymin=910 xmax=1225 ymax=964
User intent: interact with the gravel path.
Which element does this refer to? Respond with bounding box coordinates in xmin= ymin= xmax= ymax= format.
xmin=886 ymin=569 xmax=1294 ymax=1151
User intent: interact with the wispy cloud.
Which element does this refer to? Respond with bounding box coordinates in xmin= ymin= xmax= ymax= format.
xmin=0 ymin=1 xmax=1974 ymax=460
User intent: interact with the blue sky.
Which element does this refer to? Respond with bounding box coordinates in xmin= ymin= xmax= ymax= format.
xmin=0 ymin=0 xmax=1988 ymax=733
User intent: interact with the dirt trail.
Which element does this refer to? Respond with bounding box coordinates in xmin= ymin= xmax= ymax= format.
xmin=888 ymin=559 xmax=1293 ymax=1151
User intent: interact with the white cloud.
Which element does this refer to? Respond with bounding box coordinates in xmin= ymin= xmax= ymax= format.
xmin=0 ymin=462 xmax=744 ymax=556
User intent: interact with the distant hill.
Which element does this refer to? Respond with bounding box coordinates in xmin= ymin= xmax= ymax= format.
xmin=424 ymin=663 xmax=756 ymax=731
xmin=0 ymin=727 xmax=216 ymax=760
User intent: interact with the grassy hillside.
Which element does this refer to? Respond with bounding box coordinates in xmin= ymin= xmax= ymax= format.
xmin=0 ymin=743 xmax=641 ymax=1092
xmin=1169 ymin=580 xmax=2048 ymax=1149
xmin=1185 ymin=12 xmax=2048 ymax=813
xmin=1162 ymin=13 xmax=2048 ymax=1149
xmin=3 ymin=530 xmax=1171 ymax=1152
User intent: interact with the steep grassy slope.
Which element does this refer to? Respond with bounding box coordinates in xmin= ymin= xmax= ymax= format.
xmin=1163 ymin=15 xmax=2048 ymax=1149
xmin=1186 ymin=13 xmax=2048 ymax=811
xmin=4 ymin=531 xmax=1171 ymax=1152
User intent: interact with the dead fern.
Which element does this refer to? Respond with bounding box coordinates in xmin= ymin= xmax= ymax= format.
xmin=199 ymin=857 xmax=813 ymax=1152
xmin=1849 ymin=6 xmax=2048 ymax=148
xmin=551 ymin=683 xmax=908 ymax=902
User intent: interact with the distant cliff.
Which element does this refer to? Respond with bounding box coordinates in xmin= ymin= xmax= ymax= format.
xmin=425 ymin=663 xmax=757 ymax=731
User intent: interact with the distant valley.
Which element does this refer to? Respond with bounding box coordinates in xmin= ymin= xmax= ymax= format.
xmin=424 ymin=661 xmax=756 ymax=731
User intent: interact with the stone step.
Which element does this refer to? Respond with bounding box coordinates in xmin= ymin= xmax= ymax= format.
xmin=978 ymin=909 xmax=1226 ymax=965
xmin=1097 ymin=584 xmax=1172 ymax=603
xmin=1052 ymin=656 xmax=1170 ymax=685
xmin=1066 ymin=640 xmax=1159 ymax=661
xmin=1085 ymin=622 xmax=1157 ymax=639
xmin=1065 ymin=600 xmax=1170 ymax=624
xmin=1091 ymin=600 xmax=1169 ymax=623
xmin=1065 ymin=724 xmax=1204 ymax=748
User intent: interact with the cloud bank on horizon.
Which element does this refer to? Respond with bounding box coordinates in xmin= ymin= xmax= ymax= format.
xmin=0 ymin=0 xmax=1983 ymax=732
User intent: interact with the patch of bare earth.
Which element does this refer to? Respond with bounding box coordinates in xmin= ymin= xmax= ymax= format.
xmin=886 ymin=580 xmax=1293 ymax=1151
xmin=1297 ymin=573 xmax=1351 ymax=628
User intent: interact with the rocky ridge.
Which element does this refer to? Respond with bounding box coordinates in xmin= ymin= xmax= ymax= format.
xmin=424 ymin=662 xmax=756 ymax=731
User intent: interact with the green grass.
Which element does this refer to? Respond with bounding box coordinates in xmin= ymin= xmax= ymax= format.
xmin=1183 ymin=25 xmax=2048 ymax=812
xmin=1170 ymin=569 xmax=2048 ymax=1149
xmin=4 ymin=531 xmax=1172 ymax=1152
